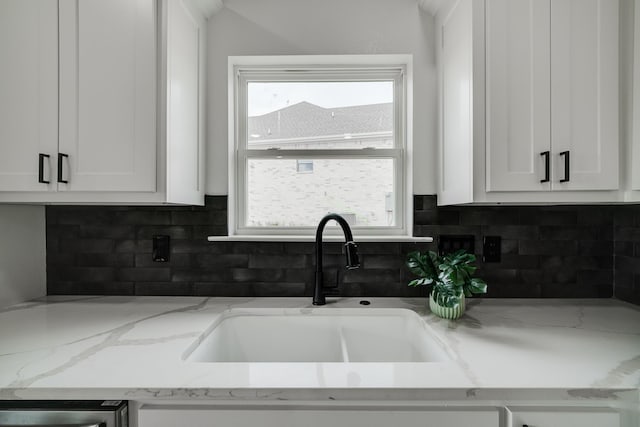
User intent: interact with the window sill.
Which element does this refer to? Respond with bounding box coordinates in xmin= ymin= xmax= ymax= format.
xmin=207 ymin=235 xmax=434 ymax=243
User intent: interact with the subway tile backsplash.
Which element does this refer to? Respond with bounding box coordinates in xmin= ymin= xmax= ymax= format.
xmin=46 ymin=196 xmax=640 ymax=305
xmin=613 ymin=206 xmax=640 ymax=305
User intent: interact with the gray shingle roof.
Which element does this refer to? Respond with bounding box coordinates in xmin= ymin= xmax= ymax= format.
xmin=248 ymin=101 xmax=392 ymax=141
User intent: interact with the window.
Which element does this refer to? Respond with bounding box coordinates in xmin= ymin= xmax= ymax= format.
xmin=296 ymin=160 xmax=314 ymax=174
xmin=230 ymin=57 xmax=412 ymax=237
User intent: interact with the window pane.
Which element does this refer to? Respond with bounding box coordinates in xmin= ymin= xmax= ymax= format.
xmin=296 ymin=159 xmax=314 ymax=173
xmin=247 ymin=81 xmax=394 ymax=149
xmin=246 ymin=158 xmax=395 ymax=227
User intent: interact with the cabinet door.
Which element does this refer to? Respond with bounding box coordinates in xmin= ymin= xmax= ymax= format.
xmin=58 ymin=0 xmax=157 ymax=192
xmin=485 ymin=0 xmax=551 ymax=192
xmin=0 ymin=0 xmax=58 ymax=191
xmin=139 ymin=407 xmax=500 ymax=427
xmin=508 ymin=406 xmax=621 ymax=427
xmin=550 ymin=0 xmax=618 ymax=190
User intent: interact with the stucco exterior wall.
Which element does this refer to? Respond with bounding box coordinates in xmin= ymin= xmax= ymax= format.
xmin=247 ymin=158 xmax=394 ymax=227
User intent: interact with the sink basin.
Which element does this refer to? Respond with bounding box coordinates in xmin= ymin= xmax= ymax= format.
xmin=184 ymin=308 xmax=451 ymax=363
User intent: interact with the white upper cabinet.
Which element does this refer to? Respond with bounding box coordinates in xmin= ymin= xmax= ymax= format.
xmin=487 ymin=0 xmax=618 ymax=193
xmin=165 ymin=0 xmax=206 ymax=204
xmin=0 ymin=0 xmax=58 ymax=192
xmin=549 ymin=0 xmax=618 ymax=191
xmin=58 ymin=0 xmax=157 ymax=192
xmin=439 ymin=0 xmax=474 ymax=205
xmin=623 ymin=0 xmax=640 ymax=200
xmin=438 ymin=0 xmax=620 ymax=205
xmin=485 ymin=0 xmax=551 ymax=192
xmin=0 ymin=0 xmax=205 ymax=205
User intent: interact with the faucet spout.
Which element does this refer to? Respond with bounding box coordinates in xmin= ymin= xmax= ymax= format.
xmin=313 ymin=213 xmax=360 ymax=305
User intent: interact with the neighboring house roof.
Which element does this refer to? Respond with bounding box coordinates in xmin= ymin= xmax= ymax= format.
xmin=248 ymin=101 xmax=392 ymax=142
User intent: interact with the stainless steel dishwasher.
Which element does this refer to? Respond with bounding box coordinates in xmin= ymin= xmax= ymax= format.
xmin=0 ymin=400 xmax=127 ymax=427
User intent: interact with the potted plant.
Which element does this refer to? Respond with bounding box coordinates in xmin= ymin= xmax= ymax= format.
xmin=406 ymin=249 xmax=487 ymax=319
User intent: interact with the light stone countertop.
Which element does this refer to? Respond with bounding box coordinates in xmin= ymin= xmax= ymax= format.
xmin=0 ymin=296 xmax=638 ymax=402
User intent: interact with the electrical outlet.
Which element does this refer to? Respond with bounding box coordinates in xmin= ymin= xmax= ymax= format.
xmin=438 ymin=235 xmax=475 ymax=256
xmin=483 ymin=236 xmax=501 ymax=263
xmin=153 ymin=235 xmax=170 ymax=262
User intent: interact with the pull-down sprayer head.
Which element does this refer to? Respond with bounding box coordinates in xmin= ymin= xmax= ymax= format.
xmin=344 ymin=241 xmax=360 ymax=269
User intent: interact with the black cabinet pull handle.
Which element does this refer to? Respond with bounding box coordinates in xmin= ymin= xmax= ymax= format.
xmin=38 ymin=153 xmax=50 ymax=184
xmin=540 ymin=151 xmax=550 ymax=183
xmin=560 ymin=150 xmax=570 ymax=182
xmin=57 ymin=153 xmax=69 ymax=184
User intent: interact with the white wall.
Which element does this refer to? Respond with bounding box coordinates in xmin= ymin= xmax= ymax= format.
xmin=0 ymin=205 xmax=46 ymax=309
xmin=205 ymin=0 xmax=437 ymax=195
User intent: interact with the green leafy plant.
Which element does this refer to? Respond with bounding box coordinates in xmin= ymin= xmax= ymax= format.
xmin=406 ymin=249 xmax=487 ymax=308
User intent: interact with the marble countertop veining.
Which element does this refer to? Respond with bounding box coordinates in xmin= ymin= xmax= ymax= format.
xmin=0 ymin=296 xmax=639 ymax=401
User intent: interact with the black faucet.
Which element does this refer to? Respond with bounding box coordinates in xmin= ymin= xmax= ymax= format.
xmin=313 ymin=213 xmax=360 ymax=305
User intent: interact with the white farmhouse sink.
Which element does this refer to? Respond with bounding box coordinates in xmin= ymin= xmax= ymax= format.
xmin=184 ymin=308 xmax=451 ymax=363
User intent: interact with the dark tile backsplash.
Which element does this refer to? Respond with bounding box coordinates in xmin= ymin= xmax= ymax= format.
xmin=613 ymin=205 xmax=640 ymax=305
xmin=45 ymin=196 xmax=639 ymax=304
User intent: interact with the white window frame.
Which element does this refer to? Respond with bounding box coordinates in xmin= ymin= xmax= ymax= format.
xmin=228 ymin=55 xmax=413 ymax=238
